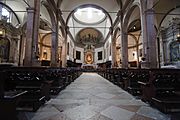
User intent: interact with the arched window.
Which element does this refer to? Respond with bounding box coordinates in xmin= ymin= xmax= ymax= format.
xmin=1 ymin=7 xmax=10 ymax=22
xmin=0 ymin=3 xmax=20 ymax=26
xmin=67 ymin=42 xmax=69 ymax=55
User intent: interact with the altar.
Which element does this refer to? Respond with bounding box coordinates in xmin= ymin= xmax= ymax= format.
xmin=81 ymin=63 xmax=97 ymax=69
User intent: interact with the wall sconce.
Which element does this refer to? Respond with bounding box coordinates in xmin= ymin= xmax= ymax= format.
xmin=176 ymin=34 xmax=180 ymax=42
xmin=0 ymin=29 xmax=5 ymax=37
xmin=176 ymin=23 xmax=180 ymax=42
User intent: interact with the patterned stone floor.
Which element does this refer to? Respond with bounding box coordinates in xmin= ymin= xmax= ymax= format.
xmin=18 ymin=73 xmax=172 ymax=120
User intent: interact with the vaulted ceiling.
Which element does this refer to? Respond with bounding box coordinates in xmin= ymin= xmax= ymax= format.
xmin=1 ymin=0 xmax=180 ymax=48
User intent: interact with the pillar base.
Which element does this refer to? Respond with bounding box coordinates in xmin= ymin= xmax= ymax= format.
xmin=141 ymin=61 xmax=150 ymax=68
xmin=32 ymin=59 xmax=41 ymax=67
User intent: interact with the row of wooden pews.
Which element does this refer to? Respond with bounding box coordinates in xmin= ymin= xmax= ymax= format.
xmin=0 ymin=66 xmax=82 ymax=119
xmin=139 ymin=69 xmax=180 ymax=113
xmin=97 ymin=68 xmax=180 ymax=113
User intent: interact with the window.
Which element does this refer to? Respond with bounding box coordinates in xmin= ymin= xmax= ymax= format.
xmin=0 ymin=3 xmax=20 ymax=26
xmin=67 ymin=43 xmax=69 ymax=55
xmin=109 ymin=43 xmax=111 ymax=56
xmin=76 ymin=51 xmax=81 ymax=60
xmin=1 ymin=7 xmax=10 ymax=22
xmin=98 ymin=51 xmax=102 ymax=60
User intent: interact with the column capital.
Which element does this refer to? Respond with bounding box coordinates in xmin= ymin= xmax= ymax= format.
xmin=117 ymin=10 xmax=122 ymax=17
xmin=65 ymin=26 xmax=69 ymax=33
xmin=109 ymin=27 xmax=113 ymax=35
xmin=145 ymin=9 xmax=155 ymax=14
xmin=58 ymin=9 xmax=62 ymax=15
xmin=26 ymin=7 xmax=35 ymax=12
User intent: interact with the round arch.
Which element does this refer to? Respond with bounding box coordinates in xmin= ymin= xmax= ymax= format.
xmin=123 ymin=3 xmax=141 ymax=32
xmin=113 ymin=27 xmax=121 ymax=41
xmin=158 ymin=5 xmax=180 ymax=29
xmin=0 ymin=2 xmax=20 ymax=25
xmin=122 ymin=2 xmax=141 ymax=68
xmin=66 ymin=4 xmax=113 ymax=26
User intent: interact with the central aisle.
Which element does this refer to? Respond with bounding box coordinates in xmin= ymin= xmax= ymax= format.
xmin=25 ymin=73 xmax=170 ymax=120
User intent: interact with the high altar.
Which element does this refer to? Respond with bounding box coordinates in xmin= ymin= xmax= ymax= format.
xmin=82 ymin=45 xmax=97 ymax=69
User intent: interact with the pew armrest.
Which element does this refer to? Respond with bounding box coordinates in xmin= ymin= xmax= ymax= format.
xmin=4 ymin=91 xmax=27 ymax=99
xmin=138 ymin=81 xmax=150 ymax=86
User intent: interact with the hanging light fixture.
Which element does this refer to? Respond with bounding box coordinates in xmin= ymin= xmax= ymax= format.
xmin=0 ymin=29 xmax=5 ymax=37
xmin=176 ymin=24 xmax=180 ymax=42
xmin=177 ymin=34 xmax=180 ymax=41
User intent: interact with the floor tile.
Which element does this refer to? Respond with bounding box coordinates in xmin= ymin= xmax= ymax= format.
xmin=130 ymin=114 xmax=154 ymax=120
xmin=88 ymin=114 xmax=112 ymax=120
xmin=63 ymin=105 xmax=97 ymax=120
xmin=96 ymin=93 xmax=116 ymax=99
xmin=101 ymin=106 xmax=135 ymax=120
xmin=117 ymin=105 xmax=141 ymax=112
xmin=137 ymin=106 xmax=170 ymax=120
xmin=19 ymin=73 xmax=170 ymax=120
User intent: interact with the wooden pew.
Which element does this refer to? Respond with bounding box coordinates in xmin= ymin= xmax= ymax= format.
xmin=150 ymin=69 xmax=180 ymax=113
xmin=0 ymin=67 xmax=27 ymax=119
xmin=117 ymin=69 xmax=147 ymax=96
xmin=5 ymin=67 xmax=47 ymax=111
xmin=47 ymin=68 xmax=67 ymax=95
xmin=138 ymin=69 xmax=180 ymax=113
xmin=138 ymin=70 xmax=155 ymax=102
xmin=113 ymin=69 xmax=128 ymax=89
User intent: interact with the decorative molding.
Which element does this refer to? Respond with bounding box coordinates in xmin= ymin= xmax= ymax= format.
xmin=0 ymin=20 xmax=22 ymax=39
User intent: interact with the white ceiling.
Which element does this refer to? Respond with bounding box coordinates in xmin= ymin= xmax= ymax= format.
xmin=1 ymin=0 xmax=180 ymax=44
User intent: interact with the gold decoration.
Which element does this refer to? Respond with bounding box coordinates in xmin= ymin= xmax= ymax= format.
xmin=85 ymin=52 xmax=93 ymax=64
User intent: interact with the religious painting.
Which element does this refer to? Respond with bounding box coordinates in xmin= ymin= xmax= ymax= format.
xmin=0 ymin=38 xmax=10 ymax=62
xmin=170 ymin=42 xmax=180 ymax=62
xmin=85 ymin=52 xmax=93 ymax=64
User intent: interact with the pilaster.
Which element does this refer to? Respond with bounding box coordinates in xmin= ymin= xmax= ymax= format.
xmin=145 ymin=9 xmax=158 ymax=68
xmin=121 ymin=31 xmax=128 ymax=68
xmin=111 ymin=34 xmax=117 ymax=67
xmin=32 ymin=0 xmax=41 ymax=66
xmin=24 ymin=7 xmax=34 ymax=66
xmin=140 ymin=0 xmax=158 ymax=68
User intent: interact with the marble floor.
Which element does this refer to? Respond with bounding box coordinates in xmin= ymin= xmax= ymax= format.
xmin=18 ymin=73 xmax=172 ymax=120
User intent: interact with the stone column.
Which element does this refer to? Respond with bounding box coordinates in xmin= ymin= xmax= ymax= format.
xmin=111 ymin=35 xmax=117 ymax=67
xmin=143 ymin=9 xmax=157 ymax=68
xmin=51 ymin=11 xmax=59 ymax=67
xmin=61 ymin=34 xmax=67 ymax=67
xmin=51 ymin=31 xmax=58 ymax=67
xmin=120 ymin=31 xmax=128 ymax=68
xmin=32 ymin=0 xmax=40 ymax=66
xmin=136 ymin=41 xmax=140 ymax=67
xmin=140 ymin=5 xmax=147 ymax=59
xmin=140 ymin=0 xmax=158 ymax=68
xmin=19 ymin=35 xmax=25 ymax=66
xmin=24 ymin=8 xmax=34 ymax=66
xmin=146 ymin=9 xmax=157 ymax=68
